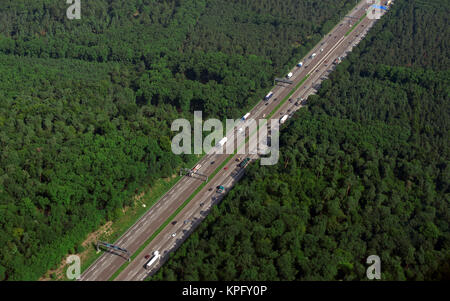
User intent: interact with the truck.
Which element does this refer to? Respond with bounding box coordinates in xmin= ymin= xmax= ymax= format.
xmin=280 ymin=115 xmax=289 ymax=124
xmin=264 ymin=91 xmax=274 ymax=101
xmin=238 ymin=157 xmax=251 ymax=168
xmin=241 ymin=112 xmax=250 ymax=120
xmin=217 ymin=137 xmax=228 ymax=147
xmin=191 ymin=164 xmax=201 ymax=174
xmin=297 ymin=61 xmax=303 ymax=67
xmin=145 ymin=251 xmax=160 ymax=269
xmin=287 ymin=72 xmax=293 ymax=79
xmin=217 ymin=185 xmax=225 ymax=193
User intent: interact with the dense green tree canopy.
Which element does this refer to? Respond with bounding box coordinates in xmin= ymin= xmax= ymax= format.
xmin=0 ymin=0 xmax=358 ymax=280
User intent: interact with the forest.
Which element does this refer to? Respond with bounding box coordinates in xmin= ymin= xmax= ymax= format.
xmin=0 ymin=0 xmax=358 ymax=280
xmin=153 ymin=0 xmax=450 ymax=280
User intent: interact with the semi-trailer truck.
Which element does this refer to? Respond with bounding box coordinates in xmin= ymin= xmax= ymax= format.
xmin=264 ymin=91 xmax=274 ymax=101
xmin=239 ymin=157 xmax=251 ymax=168
xmin=145 ymin=251 xmax=160 ymax=269
xmin=242 ymin=112 xmax=250 ymax=120
xmin=192 ymin=164 xmax=201 ymax=173
xmin=280 ymin=115 xmax=289 ymax=124
xmin=217 ymin=137 xmax=228 ymax=147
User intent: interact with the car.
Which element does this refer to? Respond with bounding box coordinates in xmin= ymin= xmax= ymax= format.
xmin=172 ymin=221 xmax=177 ymax=225
xmin=211 ymin=161 xmax=215 ymax=164
xmin=171 ymin=233 xmax=176 ymax=237
xmin=208 ymin=187 xmax=213 ymax=191
xmin=144 ymin=254 xmax=150 ymax=259
xmin=224 ymin=167 xmax=228 ymax=170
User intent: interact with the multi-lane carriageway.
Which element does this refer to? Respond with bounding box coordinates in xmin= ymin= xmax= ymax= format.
xmin=79 ymin=0 xmax=390 ymax=281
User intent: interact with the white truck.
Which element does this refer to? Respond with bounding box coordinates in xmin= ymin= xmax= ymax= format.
xmin=287 ymin=72 xmax=293 ymax=79
xmin=242 ymin=112 xmax=250 ymax=120
xmin=192 ymin=164 xmax=201 ymax=173
xmin=280 ymin=115 xmax=289 ymax=124
xmin=145 ymin=251 xmax=160 ymax=269
xmin=264 ymin=91 xmax=274 ymax=101
xmin=217 ymin=137 xmax=228 ymax=147
xmin=297 ymin=61 xmax=303 ymax=67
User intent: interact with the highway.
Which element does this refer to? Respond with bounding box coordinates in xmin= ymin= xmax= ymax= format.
xmin=79 ymin=0 xmax=390 ymax=281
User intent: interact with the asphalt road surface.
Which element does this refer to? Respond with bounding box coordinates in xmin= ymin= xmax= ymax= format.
xmin=79 ymin=0 xmax=390 ymax=281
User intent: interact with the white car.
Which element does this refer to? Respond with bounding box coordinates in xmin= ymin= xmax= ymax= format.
xmin=171 ymin=233 xmax=176 ymax=237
